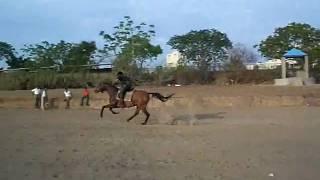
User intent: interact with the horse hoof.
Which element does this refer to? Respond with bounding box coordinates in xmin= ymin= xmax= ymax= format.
xmin=141 ymin=123 xmax=147 ymax=125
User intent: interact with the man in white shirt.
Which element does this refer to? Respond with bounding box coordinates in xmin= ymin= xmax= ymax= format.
xmin=31 ymin=86 xmax=41 ymax=108
xmin=64 ymin=88 xmax=72 ymax=109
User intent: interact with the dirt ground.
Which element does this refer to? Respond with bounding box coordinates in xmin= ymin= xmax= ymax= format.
xmin=2 ymin=85 xmax=320 ymax=98
xmin=2 ymin=85 xmax=320 ymax=110
xmin=1 ymin=106 xmax=320 ymax=180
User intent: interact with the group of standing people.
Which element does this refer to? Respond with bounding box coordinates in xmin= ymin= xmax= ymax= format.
xmin=31 ymin=87 xmax=48 ymax=110
xmin=31 ymin=71 xmax=133 ymax=110
xmin=31 ymin=86 xmax=90 ymax=110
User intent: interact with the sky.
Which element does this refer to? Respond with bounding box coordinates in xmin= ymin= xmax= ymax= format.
xmin=1 ymin=0 xmax=320 ymax=68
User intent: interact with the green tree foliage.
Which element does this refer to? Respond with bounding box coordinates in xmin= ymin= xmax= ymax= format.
xmin=167 ymin=29 xmax=232 ymax=81
xmin=22 ymin=41 xmax=71 ymax=68
xmin=112 ymin=54 xmax=139 ymax=76
xmin=256 ymin=23 xmax=320 ymax=61
xmin=63 ymin=41 xmax=97 ymax=72
xmin=121 ymin=35 xmax=162 ymax=69
xmin=1 ymin=40 xmax=96 ymax=71
xmin=22 ymin=41 xmax=96 ymax=71
xmin=168 ymin=29 xmax=232 ymax=70
xmin=99 ymin=16 xmax=162 ymax=74
xmin=0 ymin=41 xmax=32 ymax=69
xmin=0 ymin=41 xmax=16 ymax=62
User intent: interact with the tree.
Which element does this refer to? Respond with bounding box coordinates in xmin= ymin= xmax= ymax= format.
xmin=256 ymin=23 xmax=320 ymax=61
xmin=112 ymin=54 xmax=139 ymax=75
xmin=0 ymin=41 xmax=31 ymax=69
xmin=63 ymin=41 xmax=97 ymax=72
xmin=224 ymin=44 xmax=248 ymax=83
xmin=22 ymin=41 xmax=96 ymax=71
xmin=228 ymin=43 xmax=258 ymax=65
xmin=167 ymin=29 xmax=232 ymax=81
xmin=51 ymin=41 xmax=73 ymax=66
xmin=0 ymin=41 xmax=16 ymax=62
xmin=121 ymin=35 xmax=162 ymax=69
xmin=22 ymin=41 xmax=64 ymax=68
xmin=223 ymin=44 xmax=260 ymax=84
xmin=99 ymin=16 xmax=162 ymax=75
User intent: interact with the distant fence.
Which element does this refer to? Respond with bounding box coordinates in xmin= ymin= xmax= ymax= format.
xmin=0 ymin=63 xmax=113 ymax=73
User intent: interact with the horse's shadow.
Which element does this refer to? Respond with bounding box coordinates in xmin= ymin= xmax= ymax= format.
xmin=194 ymin=112 xmax=226 ymax=120
xmin=171 ymin=112 xmax=226 ymax=125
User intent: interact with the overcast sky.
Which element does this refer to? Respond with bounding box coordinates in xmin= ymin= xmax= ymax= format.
xmin=1 ymin=0 xmax=320 ymax=67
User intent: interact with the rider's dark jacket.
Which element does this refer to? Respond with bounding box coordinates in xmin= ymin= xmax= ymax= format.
xmin=117 ymin=74 xmax=134 ymax=99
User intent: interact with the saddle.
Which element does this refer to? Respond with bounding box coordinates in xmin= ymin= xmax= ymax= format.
xmin=117 ymin=91 xmax=133 ymax=101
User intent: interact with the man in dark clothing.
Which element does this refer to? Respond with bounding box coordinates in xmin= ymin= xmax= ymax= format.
xmin=115 ymin=71 xmax=134 ymax=108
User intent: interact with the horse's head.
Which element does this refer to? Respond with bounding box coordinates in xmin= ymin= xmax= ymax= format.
xmin=94 ymin=84 xmax=104 ymax=93
xmin=95 ymin=83 xmax=108 ymax=93
xmin=94 ymin=82 xmax=118 ymax=94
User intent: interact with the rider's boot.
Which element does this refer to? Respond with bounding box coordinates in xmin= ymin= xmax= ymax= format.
xmin=119 ymin=98 xmax=125 ymax=108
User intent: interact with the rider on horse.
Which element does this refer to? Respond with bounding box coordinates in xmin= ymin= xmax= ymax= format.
xmin=114 ymin=71 xmax=134 ymax=108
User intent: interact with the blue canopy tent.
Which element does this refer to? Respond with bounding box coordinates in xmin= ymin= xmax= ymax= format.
xmin=281 ymin=48 xmax=309 ymax=79
xmin=283 ymin=48 xmax=306 ymax=58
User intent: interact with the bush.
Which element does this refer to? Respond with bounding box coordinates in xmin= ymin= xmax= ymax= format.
xmin=0 ymin=71 xmax=113 ymax=90
xmin=147 ymin=66 xmax=214 ymax=85
xmin=214 ymin=69 xmax=281 ymax=85
xmin=149 ymin=67 xmax=176 ymax=85
xmin=0 ymin=67 xmax=283 ymax=90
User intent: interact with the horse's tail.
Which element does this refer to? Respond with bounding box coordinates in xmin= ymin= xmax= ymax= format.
xmin=148 ymin=93 xmax=175 ymax=102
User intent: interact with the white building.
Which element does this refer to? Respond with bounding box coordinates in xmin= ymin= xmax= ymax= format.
xmin=166 ymin=50 xmax=183 ymax=68
xmin=246 ymin=59 xmax=298 ymax=70
xmin=245 ymin=63 xmax=257 ymax=70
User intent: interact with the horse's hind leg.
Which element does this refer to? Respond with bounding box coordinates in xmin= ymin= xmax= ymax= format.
xmin=141 ymin=107 xmax=150 ymax=125
xmin=127 ymin=108 xmax=140 ymax=122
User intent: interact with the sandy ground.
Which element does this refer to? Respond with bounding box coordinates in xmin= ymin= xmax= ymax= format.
xmin=2 ymin=85 xmax=320 ymax=110
xmin=1 ymin=107 xmax=320 ymax=180
xmin=2 ymin=85 xmax=320 ymax=98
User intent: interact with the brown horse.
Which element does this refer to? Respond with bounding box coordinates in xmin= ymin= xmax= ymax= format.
xmin=95 ymin=83 xmax=174 ymax=125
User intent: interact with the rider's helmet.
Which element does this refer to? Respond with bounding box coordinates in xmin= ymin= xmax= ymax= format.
xmin=117 ymin=71 xmax=124 ymax=79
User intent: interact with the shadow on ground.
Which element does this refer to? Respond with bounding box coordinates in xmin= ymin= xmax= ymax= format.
xmin=171 ymin=112 xmax=226 ymax=125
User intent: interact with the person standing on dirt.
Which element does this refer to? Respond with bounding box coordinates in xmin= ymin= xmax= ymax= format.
xmin=41 ymin=88 xmax=48 ymax=110
xmin=80 ymin=86 xmax=90 ymax=106
xmin=114 ymin=71 xmax=134 ymax=108
xmin=31 ymin=86 xmax=41 ymax=108
xmin=64 ymin=88 xmax=72 ymax=109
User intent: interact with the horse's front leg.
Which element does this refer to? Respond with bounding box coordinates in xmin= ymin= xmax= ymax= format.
xmin=100 ymin=104 xmax=112 ymax=118
xmin=109 ymin=106 xmax=119 ymax=114
xmin=108 ymin=99 xmax=119 ymax=114
xmin=109 ymin=101 xmax=134 ymax=114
